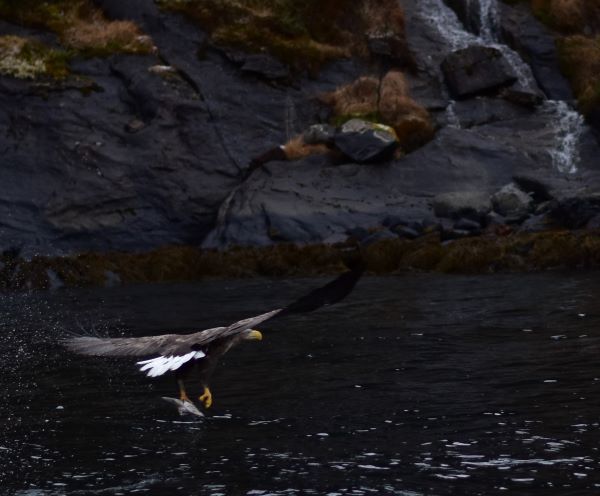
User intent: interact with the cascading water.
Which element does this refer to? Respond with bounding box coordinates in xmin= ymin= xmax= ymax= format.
xmin=543 ymin=100 xmax=585 ymax=174
xmin=476 ymin=0 xmax=498 ymax=41
xmin=419 ymin=0 xmax=585 ymax=173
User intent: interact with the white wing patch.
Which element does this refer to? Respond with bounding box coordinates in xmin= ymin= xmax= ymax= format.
xmin=136 ymin=351 xmax=205 ymax=377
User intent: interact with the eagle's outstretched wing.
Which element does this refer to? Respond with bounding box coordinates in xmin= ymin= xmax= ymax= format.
xmin=64 ymin=262 xmax=364 ymax=362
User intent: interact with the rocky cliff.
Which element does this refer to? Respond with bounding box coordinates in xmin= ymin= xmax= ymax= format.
xmin=0 ymin=0 xmax=599 ymax=275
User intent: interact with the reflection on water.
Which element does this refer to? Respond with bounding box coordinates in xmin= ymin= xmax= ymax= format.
xmin=2 ymin=273 xmax=600 ymax=495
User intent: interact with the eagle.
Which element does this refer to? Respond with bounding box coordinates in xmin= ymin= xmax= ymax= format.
xmin=64 ymin=259 xmax=364 ymax=412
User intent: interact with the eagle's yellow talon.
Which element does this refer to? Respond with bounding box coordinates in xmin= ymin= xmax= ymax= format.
xmin=199 ymin=387 xmax=213 ymax=408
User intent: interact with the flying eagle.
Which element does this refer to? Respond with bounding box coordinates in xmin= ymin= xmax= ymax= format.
xmin=64 ymin=260 xmax=364 ymax=411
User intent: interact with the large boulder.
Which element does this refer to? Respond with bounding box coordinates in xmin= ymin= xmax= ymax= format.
xmin=333 ymin=119 xmax=399 ymax=163
xmin=491 ymin=183 xmax=534 ymax=217
xmin=441 ymin=45 xmax=518 ymax=99
xmin=433 ymin=191 xmax=492 ymax=221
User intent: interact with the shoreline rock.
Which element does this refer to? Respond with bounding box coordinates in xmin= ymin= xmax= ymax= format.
xmin=2 ymin=229 xmax=600 ymax=291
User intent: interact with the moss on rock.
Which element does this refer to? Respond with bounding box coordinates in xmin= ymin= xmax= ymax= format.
xmin=0 ymin=35 xmax=69 ymax=79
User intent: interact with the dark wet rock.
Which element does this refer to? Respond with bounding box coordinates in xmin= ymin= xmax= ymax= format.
xmin=433 ymin=191 xmax=492 ymax=221
xmin=125 ymin=118 xmax=146 ymax=133
xmin=346 ymin=227 xmax=371 ymax=242
xmin=498 ymin=2 xmax=574 ymax=101
xmin=547 ymin=196 xmax=600 ymax=229
xmin=586 ymin=214 xmax=600 ymax=230
xmin=534 ymin=201 xmax=555 ymax=215
xmin=204 ymin=124 xmax=578 ymax=247
xmin=449 ymin=97 xmax=533 ymax=128
xmin=441 ymin=228 xmax=474 ymax=241
xmin=392 ymin=225 xmax=421 ymax=239
xmin=520 ymin=214 xmax=550 ymax=232
xmin=46 ymin=269 xmax=64 ymax=290
xmin=512 ymin=176 xmax=554 ymax=203
xmin=240 ymin=54 xmax=290 ymax=81
xmin=382 ymin=215 xmax=408 ymax=229
xmin=104 ymin=270 xmax=122 ymax=288
xmin=1 ymin=3 xmax=365 ymax=255
xmin=362 ymin=229 xmax=398 ymax=246
xmin=2 ymin=0 xmax=600 ymax=257
xmin=422 ymin=219 xmax=443 ymax=234
xmin=499 ymin=87 xmax=544 ymax=108
xmin=333 ymin=119 xmax=398 ymax=164
xmin=367 ymin=31 xmax=413 ymax=67
xmin=454 ymin=217 xmax=481 ymax=232
xmin=303 ymin=124 xmax=336 ymax=145
xmin=491 ymin=183 xmax=534 ymax=217
xmin=441 ymin=45 xmax=517 ymax=99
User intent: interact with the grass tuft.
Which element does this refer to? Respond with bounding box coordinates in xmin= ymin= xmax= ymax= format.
xmin=0 ymin=0 xmax=154 ymax=58
xmin=322 ymin=70 xmax=434 ymax=152
xmin=558 ymin=35 xmax=600 ymax=115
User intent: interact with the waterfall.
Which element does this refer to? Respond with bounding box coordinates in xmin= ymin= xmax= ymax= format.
xmin=417 ymin=0 xmax=585 ymax=173
xmin=543 ymin=101 xmax=585 ymax=174
xmin=445 ymin=100 xmax=461 ymax=129
xmin=477 ymin=0 xmax=498 ymax=42
xmin=418 ymin=0 xmax=536 ymax=90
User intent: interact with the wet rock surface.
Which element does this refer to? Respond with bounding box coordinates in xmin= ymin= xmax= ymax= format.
xmin=441 ymin=45 xmax=517 ymax=98
xmin=0 ymin=0 xmax=599 ymax=256
xmin=333 ymin=119 xmax=399 ymax=164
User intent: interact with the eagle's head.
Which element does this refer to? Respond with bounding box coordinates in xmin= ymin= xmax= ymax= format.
xmin=241 ymin=329 xmax=263 ymax=341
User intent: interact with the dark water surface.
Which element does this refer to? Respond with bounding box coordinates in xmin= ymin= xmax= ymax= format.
xmin=2 ymin=273 xmax=600 ymax=495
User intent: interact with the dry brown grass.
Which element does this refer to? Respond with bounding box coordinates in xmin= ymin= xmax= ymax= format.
xmin=362 ymin=0 xmax=405 ymax=34
xmin=531 ymin=0 xmax=600 ymax=33
xmin=323 ymin=70 xmax=434 ymax=152
xmin=282 ymin=135 xmax=329 ymax=160
xmin=60 ymin=5 xmax=153 ymax=55
xmin=558 ymin=35 xmax=600 ymax=113
xmin=0 ymin=0 xmax=154 ymax=56
xmin=63 ymin=14 xmax=153 ymax=54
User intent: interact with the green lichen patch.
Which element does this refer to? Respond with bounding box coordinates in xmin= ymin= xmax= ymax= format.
xmin=0 ymin=35 xmax=69 ymax=79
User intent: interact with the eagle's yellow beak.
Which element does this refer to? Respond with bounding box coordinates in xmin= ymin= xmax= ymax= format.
xmin=247 ymin=329 xmax=263 ymax=341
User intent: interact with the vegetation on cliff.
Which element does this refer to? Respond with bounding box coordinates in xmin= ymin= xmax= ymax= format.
xmin=506 ymin=0 xmax=600 ymax=121
xmin=322 ymin=71 xmax=434 ymax=153
xmin=0 ymin=35 xmax=69 ymax=79
xmin=0 ymin=0 xmax=153 ymax=79
xmin=156 ymin=0 xmax=407 ymax=71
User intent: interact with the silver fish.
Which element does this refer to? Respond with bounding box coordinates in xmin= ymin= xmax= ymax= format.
xmin=161 ymin=397 xmax=204 ymax=417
